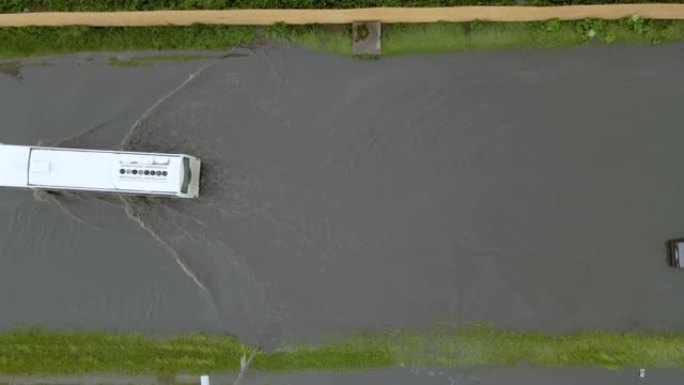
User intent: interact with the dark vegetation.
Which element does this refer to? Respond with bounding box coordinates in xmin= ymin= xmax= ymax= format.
xmin=2 ymin=0 xmax=684 ymax=13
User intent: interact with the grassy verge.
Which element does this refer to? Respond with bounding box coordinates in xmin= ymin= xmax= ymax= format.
xmin=0 ymin=18 xmax=683 ymax=60
xmin=382 ymin=21 xmax=585 ymax=54
xmin=264 ymin=24 xmax=354 ymax=56
xmin=2 ymin=327 xmax=684 ymax=375
xmin=269 ymin=19 xmax=684 ymax=57
xmin=0 ymin=25 xmax=255 ymax=60
xmin=382 ymin=19 xmax=684 ymax=55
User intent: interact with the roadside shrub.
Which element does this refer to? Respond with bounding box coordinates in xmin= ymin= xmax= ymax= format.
xmin=542 ymin=19 xmax=561 ymax=33
xmin=624 ymin=15 xmax=648 ymax=34
xmin=575 ymin=18 xmax=607 ymax=40
xmin=602 ymin=30 xmax=615 ymax=43
xmin=470 ymin=20 xmax=486 ymax=31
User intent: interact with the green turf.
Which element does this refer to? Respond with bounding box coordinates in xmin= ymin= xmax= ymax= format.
xmin=393 ymin=327 xmax=684 ymax=368
xmin=265 ymin=19 xmax=684 ymax=57
xmin=264 ymin=24 xmax=354 ymax=56
xmin=380 ymin=19 xmax=684 ymax=56
xmin=0 ymin=330 xmax=247 ymax=375
xmin=2 ymin=327 xmax=684 ymax=375
xmin=0 ymin=25 xmax=255 ymax=60
xmin=0 ymin=19 xmax=683 ymax=60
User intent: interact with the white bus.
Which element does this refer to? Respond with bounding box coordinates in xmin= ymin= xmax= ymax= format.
xmin=0 ymin=143 xmax=201 ymax=198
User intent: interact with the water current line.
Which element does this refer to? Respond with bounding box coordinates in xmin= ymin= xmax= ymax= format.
xmin=121 ymin=203 xmax=208 ymax=293
xmin=119 ymin=62 xmax=218 ymax=293
xmin=232 ymin=346 xmax=260 ymax=385
xmin=121 ymin=62 xmax=216 ymax=150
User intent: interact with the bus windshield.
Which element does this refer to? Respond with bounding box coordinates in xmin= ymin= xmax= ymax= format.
xmin=181 ymin=157 xmax=191 ymax=194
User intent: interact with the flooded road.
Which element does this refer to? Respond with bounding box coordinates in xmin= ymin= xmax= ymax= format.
xmin=1 ymin=45 xmax=684 ymax=347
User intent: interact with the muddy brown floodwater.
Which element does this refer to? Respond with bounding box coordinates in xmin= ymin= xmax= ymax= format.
xmin=1 ymin=45 xmax=684 ymax=348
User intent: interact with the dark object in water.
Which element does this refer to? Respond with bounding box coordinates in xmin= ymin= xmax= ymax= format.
xmin=668 ymin=239 xmax=684 ymax=268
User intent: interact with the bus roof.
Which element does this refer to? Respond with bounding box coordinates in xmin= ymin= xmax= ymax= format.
xmin=0 ymin=145 xmax=31 ymax=187
xmin=27 ymin=147 xmax=184 ymax=194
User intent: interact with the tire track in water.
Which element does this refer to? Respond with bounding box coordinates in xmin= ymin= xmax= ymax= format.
xmin=32 ymin=190 xmax=103 ymax=230
xmin=121 ymin=62 xmax=216 ymax=151
xmin=39 ymin=122 xmax=110 ymax=149
xmin=26 ymin=61 xmax=224 ymax=309
xmin=118 ymin=62 xmax=219 ymax=297
xmin=117 ymin=56 xmax=279 ymax=344
xmin=121 ymin=199 xmax=209 ymax=293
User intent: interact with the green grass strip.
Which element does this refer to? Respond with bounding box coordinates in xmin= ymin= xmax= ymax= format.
xmin=273 ymin=19 xmax=684 ymax=57
xmin=0 ymin=25 xmax=255 ymax=59
xmin=0 ymin=19 xmax=683 ymax=60
xmin=271 ymin=19 xmax=684 ymax=56
xmin=380 ymin=19 xmax=684 ymax=55
xmin=265 ymin=24 xmax=354 ymax=56
xmin=1 ymin=327 xmax=684 ymax=375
